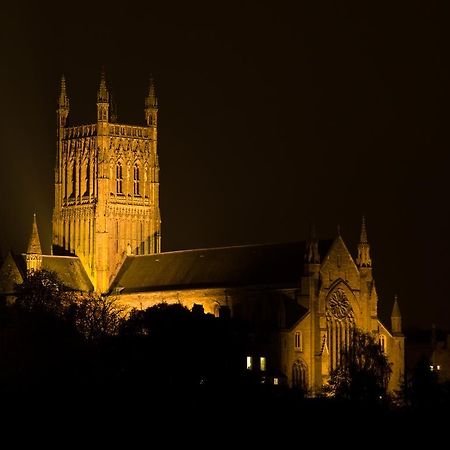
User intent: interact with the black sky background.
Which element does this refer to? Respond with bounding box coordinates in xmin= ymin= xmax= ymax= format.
xmin=1 ymin=1 xmax=449 ymax=329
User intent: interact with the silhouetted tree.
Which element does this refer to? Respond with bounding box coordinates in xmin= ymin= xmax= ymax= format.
xmin=324 ymin=329 xmax=392 ymax=403
xmin=408 ymin=355 xmax=440 ymax=409
xmin=5 ymin=270 xmax=87 ymax=395
xmin=14 ymin=269 xmax=73 ymax=317
xmin=73 ymin=293 xmax=127 ymax=340
xmin=118 ymin=302 xmax=248 ymax=389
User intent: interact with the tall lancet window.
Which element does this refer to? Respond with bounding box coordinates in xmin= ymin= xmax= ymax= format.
xmin=133 ymin=164 xmax=140 ymax=196
xmin=84 ymin=159 xmax=90 ymax=196
xmin=71 ymin=161 xmax=76 ymax=197
xmin=325 ymin=288 xmax=355 ymax=373
xmin=116 ymin=162 xmax=123 ymax=194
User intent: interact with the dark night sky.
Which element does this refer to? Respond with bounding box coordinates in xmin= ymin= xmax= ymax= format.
xmin=1 ymin=1 xmax=449 ymax=329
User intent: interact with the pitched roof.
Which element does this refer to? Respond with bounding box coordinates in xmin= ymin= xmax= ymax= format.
xmin=0 ymin=252 xmax=25 ymax=294
xmin=0 ymin=252 xmax=93 ymax=293
xmin=110 ymin=240 xmax=333 ymax=294
xmin=41 ymin=256 xmax=93 ymax=291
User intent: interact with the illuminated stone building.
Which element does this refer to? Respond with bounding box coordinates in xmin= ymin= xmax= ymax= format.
xmin=0 ymin=74 xmax=404 ymax=394
xmin=52 ymin=73 xmax=161 ymax=292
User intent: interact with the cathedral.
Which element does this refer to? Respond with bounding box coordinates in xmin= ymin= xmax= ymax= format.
xmin=0 ymin=74 xmax=404 ymax=395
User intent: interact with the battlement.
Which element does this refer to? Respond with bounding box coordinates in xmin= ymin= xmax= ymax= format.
xmin=64 ymin=124 xmax=97 ymax=139
xmin=62 ymin=124 xmax=152 ymax=140
xmin=109 ymin=124 xmax=152 ymax=139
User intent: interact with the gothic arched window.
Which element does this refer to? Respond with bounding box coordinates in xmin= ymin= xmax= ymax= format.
xmin=133 ymin=164 xmax=140 ymax=196
xmin=292 ymin=360 xmax=307 ymax=391
xmin=295 ymin=331 xmax=303 ymax=351
xmin=85 ymin=158 xmax=90 ymax=196
xmin=71 ymin=161 xmax=76 ymax=198
xmin=116 ymin=162 xmax=123 ymax=194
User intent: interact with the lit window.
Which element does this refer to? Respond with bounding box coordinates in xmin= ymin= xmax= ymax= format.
xmin=260 ymin=357 xmax=266 ymax=372
xmin=437 ymin=365 xmax=441 ymax=371
xmin=246 ymin=356 xmax=252 ymax=370
xmin=116 ymin=162 xmax=123 ymax=194
xmin=295 ymin=331 xmax=303 ymax=351
xmin=379 ymin=335 xmax=386 ymax=353
xmin=430 ymin=365 xmax=434 ymax=371
xmin=133 ymin=164 xmax=140 ymax=195
xmin=273 ymin=378 xmax=279 ymax=385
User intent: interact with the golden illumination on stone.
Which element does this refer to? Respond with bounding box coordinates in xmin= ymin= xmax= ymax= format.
xmin=52 ymin=74 xmax=161 ymax=292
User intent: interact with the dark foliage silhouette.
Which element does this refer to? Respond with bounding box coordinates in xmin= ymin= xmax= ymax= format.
xmin=324 ymin=329 xmax=392 ymax=403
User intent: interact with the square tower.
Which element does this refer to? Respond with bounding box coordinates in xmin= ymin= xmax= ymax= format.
xmin=52 ymin=73 xmax=161 ymax=292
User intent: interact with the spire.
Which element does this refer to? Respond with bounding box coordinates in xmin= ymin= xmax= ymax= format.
xmin=58 ymin=75 xmax=69 ymax=109
xmin=145 ymin=76 xmax=158 ymax=126
xmin=391 ymin=295 xmax=401 ymax=317
xmin=57 ymin=75 xmax=69 ymax=127
xmin=97 ymin=69 xmax=109 ymax=103
xmin=391 ymin=295 xmax=402 ymax=335
xmin=27 ymin=214 xmax=42 ymax=255
xmin=360 ymin=215 xmax=368 ymax=243
xmin=305 ymin=224 xmax=320 ymax=264
xmin=356 ymin=215 xmax=372 ymax=268
xmin=145 ymin=76 xmax=158 ymax=108
xmin=97 ymin=69 xmax=109 ymax=123
xmin=26 ymin=214 xmax=43 ymax=272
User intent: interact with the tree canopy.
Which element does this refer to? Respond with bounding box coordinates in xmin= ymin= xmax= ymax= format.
xmin=325 ymin=329 xmax=392 ymax=403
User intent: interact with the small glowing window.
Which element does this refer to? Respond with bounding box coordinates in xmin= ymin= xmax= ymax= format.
xmin=273 ymin=378 xmax=279 ymax=385
xmin=260 ymin=357 xmax=266 ymax=372
xmin=295 ymin=331 xmax=303 ymax=351
xmin=430 ymin=365 xmax=434 ymax=371
xmin=437 ymin=365 xmax=441 ymax=371
xmin=246 ymin=356 xmax=252 ymax=370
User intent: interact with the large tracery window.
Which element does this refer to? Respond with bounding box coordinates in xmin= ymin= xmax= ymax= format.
xmin=133 ymin=164 xmax=140 ymax=196
xmin=116 ymin=162 xmax=123 ymax=194
xmin=326 ymin=288 xmax=355 ymax=372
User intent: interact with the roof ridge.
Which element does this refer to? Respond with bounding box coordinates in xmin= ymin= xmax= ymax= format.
xmin=131 ymin=240 xmax=312 ymax=258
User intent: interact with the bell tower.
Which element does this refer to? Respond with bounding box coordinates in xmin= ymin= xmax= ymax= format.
xmin=52 ymin=72 xmax=162 ymax=292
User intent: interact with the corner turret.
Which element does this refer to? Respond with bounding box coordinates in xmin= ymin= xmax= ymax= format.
xmin=356 ymin=216 xmax=372 ymax=268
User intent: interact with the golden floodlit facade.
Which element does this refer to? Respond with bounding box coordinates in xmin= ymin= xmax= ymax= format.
xmin=0 ymin=74 xmax=404 ymax=395
xmin=52 ymin=73 xmax=161 ymax=292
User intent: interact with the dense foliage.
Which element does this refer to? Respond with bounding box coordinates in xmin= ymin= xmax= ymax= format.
xmin=324 ymin=329 xmax=392 ymax=403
